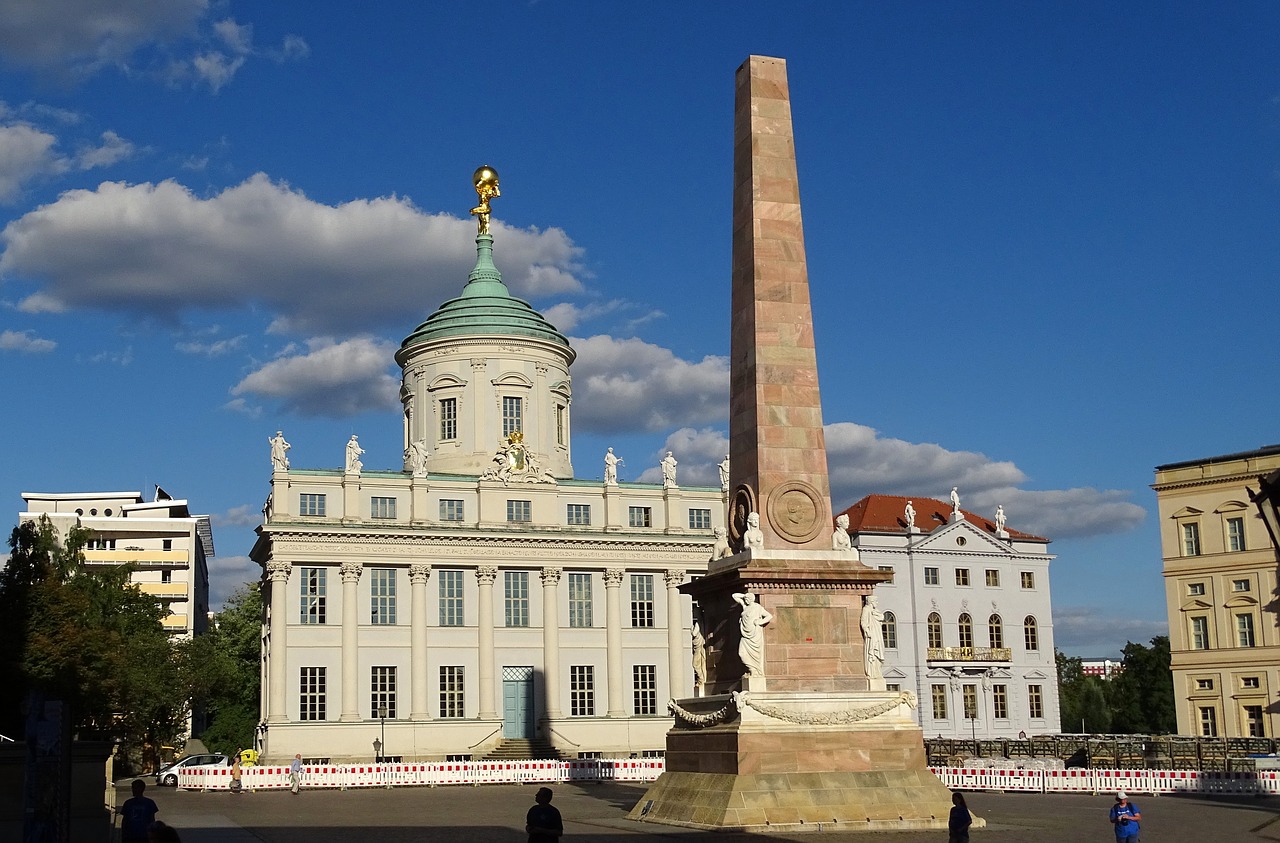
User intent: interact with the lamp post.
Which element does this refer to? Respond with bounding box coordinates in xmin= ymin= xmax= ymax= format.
xmin=377 ymin=703 xmax=388 ymax=762
xmin=372 ymin=737 xmax=381 ymax=764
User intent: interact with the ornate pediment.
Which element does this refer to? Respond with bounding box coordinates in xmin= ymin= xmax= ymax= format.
xmin=911 ymin=519 xmax=1015 ymax=555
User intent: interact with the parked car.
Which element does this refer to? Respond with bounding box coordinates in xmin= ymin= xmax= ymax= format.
xmin=155 ymin=753 xmax=229 ymax=786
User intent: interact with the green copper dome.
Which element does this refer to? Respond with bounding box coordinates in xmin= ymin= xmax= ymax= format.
xmin=398 ymin=233 xmax=572 ymax=356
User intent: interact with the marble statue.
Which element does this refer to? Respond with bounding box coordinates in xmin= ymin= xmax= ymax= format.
xmin=406 ymin=440 xmax=430 ymax=477
xmin=743 ymin=511 xmax=764 ymax=551
xmin=718 ymin=454 xmax=730 ymax=492
xmin=904 ymin=500 xmax=916 ymax=530
xmin=732 ymin=591 xmax=773 ymax=675
xmin=661 ymin=451 xmax=678 ymax=488
xmin=861 ymin=595 xmax=885 ymax=680
xmin=691 ymin=620 xmax=707 ymax=694
xmin=345 ymin=435 xmax=365 ymax=474
xmin=470 ymin=165 xmax=500 ymax=235
xmin=950 ymin=486 xmax=961 ymax=516
xmin=995 ymin=504 xmax=1007 ymax=533
xmin=604 ymin=447 xmax=622 ymax=486
xmin=832 ymin=513 xmax=852 ymax=551
xmin=269 ymin=430 xmax=291 ymax=471
xmin=710 ymin=525 xmax=733 ymax=560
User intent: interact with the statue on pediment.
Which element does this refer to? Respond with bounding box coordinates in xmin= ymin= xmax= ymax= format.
xmin=481 ymin=431 xmax=554 ymax=485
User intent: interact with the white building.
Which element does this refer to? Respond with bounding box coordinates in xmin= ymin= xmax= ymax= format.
xmin=251 ymin=226 xmax=724 ymax=762
xmin=838 ymin=494 xmax=1061 ymax=739
xmin=19 ymin=491 xmax=213 ymax=639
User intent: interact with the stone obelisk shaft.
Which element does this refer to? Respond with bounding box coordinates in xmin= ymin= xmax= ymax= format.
xmin=729 ymin=55 xmax=832 ymax=551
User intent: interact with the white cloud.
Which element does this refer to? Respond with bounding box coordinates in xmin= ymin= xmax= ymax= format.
xmin=1052 ymin=606 xmax=1167 ymax=656
xmin=75 ymin=130 xmax=135 ymax=169
xmin=0 ymin=328 xmax=56 ymax=352
xmin=208 ymin=554 xmax=259 ymax=610
xmin=0 ymin=174 xmax=587 ymax=334
xmin=191 ymin=51 xmax=245 ymax=92
xmin=175 ymin=333 xmax=244 ymax=356
xmin=276 ymin=34 xmax=309 ymax=61
xmin=212 ymin=504 xmax=258 ymax=528
xmin=230 ymin=336 xmax=399 ymax=417
xmin=86 ymin=345 xmax=133 ymax=365
xmin=964 ymin=486 xmax=1147 ymax=539
xmin=0 ymin=124 xmax=66 ymax=201
xmin=634 ymin=427 xmax=728 ymax=487
xmin=211 ymin=18 xmax=252 ymax=55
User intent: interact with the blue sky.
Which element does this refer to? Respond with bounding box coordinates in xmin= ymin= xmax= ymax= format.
xmin=1 ymin=1 xmax=1277 ymax=657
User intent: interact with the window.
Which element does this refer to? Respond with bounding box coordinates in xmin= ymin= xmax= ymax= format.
xmin=371 ymin=666 xmax=396 ymax=719
xmin=300 ymin=493 xmax=326 ymax=517
xmin=1200 ymin=706 xmax=1218 ymax=737
xmin=1020 ymin=571 xmax=1035 ymax=589
xmin=1023 ymin=616 xmax=1039 ymax=651
xmin=927 ymin=613 xmax=943 ymax=649
xmin=958 ymin=614 xmax=974 ymax=649
xmin=86 ymin=537 xmax=116 ymax=550
xmin=370 ymin=496 xmax=397 ymax=520
xmin=882 ymin=612 xmax=897 ymax=649
xmin=502 ymin=396 xmax=523 ymax=438
xmin=1245 ymin=705 xmax=1265 ymax=737
xmin=993 ymin=685 xmax=1008 ymax=719
xmin=886 ymin=683 xmax=901 ymax=693
xmin=629 ymin=506 xmax=652 ymax=528
xmin=989 ymin=614 xmax=1004 ymax=649
xmin=1195 ymin=679 xmax=1214 ymax=691
xmin=1232 ymin=579 xmax=1251 ymax=593
xmin=1243 ymin=677 xmax=1261 ymax=689
xmin=962 ymin=685 xmax=977 ymax=719
xmin=1227 ymin=517 xmax=1246 ymax=552
xmin=567 ymin=504 xmax=591 ymax=526
xmin=439 ymin=570 xmax=464 ymax=626
xmin=985 ymin=569 xmax=1000 ymax=587
xmin=162 ymin=539 xmax=172 ymax=550
xmin=1190 ymin=616 xmax=1209 ymax=650
xmin=555 ymin=404 xmax=566 ymax=447
xmin=300 ymin=667 xmax=326 ymax=721
xmin=370 ymin=568 xmax=397 ymax=625
xmin=568 ymin=573 xmax=593 ymax=628
xmin=955 ymin=568 xmax=970 ymax=587
xmin=507 ymin=500 xmax=531 ymax=523
xmin=161 ymin=569 xmax=172 ymax=584
xmin=1188 ymin=582 xmax=1206 ymax=596
xmin=300 ymin=567 xmax=327 ymax=624
xmin=1028 ymin=685 xmax=1044 ymax=719
xmin=439 ymin=666 xmax=465 ymax=718
xmin=504 ymin=571 xmax=529 ymax=627
xmin=924 ymin=567 xmax=940 ymax=586
xmin=1183 ymin=522 xmax=1201 ymax=556
xmin=630 ymin=574 xmax=655 ymax=628
xmin=440 ymin=499 xmax=464 ymax=521
xmin=633 ymin=665 xmax=657 ymax=715
xmin=439 ymin=397 xmax=458 ymax=441
xmin=1237 ymin=613 xmax=1256 ymax=648
xmin=931 ymin=684 xmax=948 ymax=719
xmin=688 ymin=508 xmax=712 ymax=530
xmin=570 ymin=665 xmax=595 ymax=716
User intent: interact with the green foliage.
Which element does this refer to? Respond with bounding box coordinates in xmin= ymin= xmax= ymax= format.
xmin=1056 ymin=649 xmax=1111 ymax=732
xmin=178 ymin=583 xmax=262 ymax=755
xmin=1109 ymin=636 xmax=1176 ymax=734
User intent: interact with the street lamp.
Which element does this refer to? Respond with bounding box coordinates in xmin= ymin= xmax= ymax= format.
xmin=372 ymin=737 xmax=381 ymax=763
xmin=377 ymin=703 xmax=388 ymax=762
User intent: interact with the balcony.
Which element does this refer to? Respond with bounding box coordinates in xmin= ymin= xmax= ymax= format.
xmin=83 ymin=549 xmax=188 ymax=567
xmin=137 ymin=583 xmax=189 ymax=601
xmin=927 ymin=647 xmax=1012 ymax=663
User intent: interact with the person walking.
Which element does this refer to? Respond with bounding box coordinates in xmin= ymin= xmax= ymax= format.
xmin=229 ymin=755 xmax=243 ymax=794
xmin=948 ymin=791 xmax=971 ymax=843
xmin=525 ymin=787 xmax=563 ymax=843
xmin=1109 ymin=791 xmax=1141 ymax=841
xmin=290 ymin=753 xmax=303 ymax=794
xmin=119 ymin=780 xmax=159 ymax=843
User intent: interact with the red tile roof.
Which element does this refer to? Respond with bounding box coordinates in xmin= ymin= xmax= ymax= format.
xmin=836 ymin=494 xmax=1048 ymax=542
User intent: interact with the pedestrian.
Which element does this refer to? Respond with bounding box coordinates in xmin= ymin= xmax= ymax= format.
xmin=290 ymin=753 xmax=303 ymax=794
xmin=948 ymin=791 xmax=971 ymax=843
xmin=230 ymin=754 xmax=243 ymax=794
xmin=119 ymin=780 xmax=159 ymax=843
xmin=1109 ymin=790 xmax=1141 ymax=841
xmin=148 ymin=821 xmax=182 ymax=843
xmin=525 ymin=786 xmax=563 ymax=842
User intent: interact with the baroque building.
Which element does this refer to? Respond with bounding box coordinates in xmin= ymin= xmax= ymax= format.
xmin=838 ymin=494 xmax=1061 ymax=738
xmin=251 ymin=200 xmax=724 ymax=762
xmin=1154 ymin=444 xmax=1280 ymax=738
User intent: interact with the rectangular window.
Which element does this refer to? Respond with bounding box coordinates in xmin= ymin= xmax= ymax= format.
xmin=924 ymin=567 xmax=939 ymax=586
xmin=371 ymin=666 xmax=396 ymax=719
xmin=502 ymin=396 xmax=523 ymax=438
xmin=633 ymin=665 xmax=657 ymax=715
xmin=1243 ymin=677 xmax=1261 ymax=689
xmin=439 ymin=397 xmax=458 ymax=441
xmin=1228 ymin=517 xmax=1246 ymax=552
xmin=507 ymin=499 xmax=531 ymax=523
xmin=556 ymin=404 xmax=566 ymax=446
xmin=630 ymin=574 xmax=655 ymax=628
xmin=1245 ymin=705 xmax=1266 ymax=737
xmin=993 ymin=685 xmax=1008 ymax=719
xmin=439 ymin=499 xmax=464 ymax=522
xmin=1188 ymin=582 xmax=1206 ymax=596
xmin=161 ymin=569 xmax=172 ymax=584
xmin=1020 ymin=571 xmax=1035 ymax=589
xmin=628 ymin=506 xmax=652 ymax=528
xmin=985 ymin=569 xmax=1000 ymax=587
xmin=887 ymin=683 xmax=901 ymax=693
xmin=962 ymin=685 xmax=977 ymax=719
xmin=300 ymin=667 xmax=326 ymax=721
xmin=439 ymin=570 xmax=464 ymax=626
xmin=1190 ymin=616 xmax=1210 ymax=650
xmin=370 ymin=496 xmax=397 ymax=519
xmin=505 ymin=571 xmax=530 ymax=627
xmin=1200 ymin=706 xmax=1218 ymax=737
xmin=568 ymin=572 xmax=593 ymax=628
xmin=300 ymin=567 xmax=327 ymax=624
xmin=570 ymin=665 xmax=595 ymax=716
xmin=1196 ymin=678 xmax=1214 ymax=690
xmin=370 ymin=568 xmax=397 ymax=625
xmin=162 ymin=539 xmax=172 ymax=550
xmin=688 ymin=508 xmax=712 ymax=530
xmin=566 ymin=504 xmax=591 ymax=526
xmin=931 ymin=684 xmax=948 ymax=719
xmin=300 ymin=493 xmax=326 ymax=517
xmin=1183 ymin=522 xmax=1201 ymax=556
xmin=883 ymin=614 xmax=897 ymax=649
xmin=955 ymin=568 xmax=970 ymax=587
xmin=439 ymin=666 xmax=465 ymax=718
xmin=1232 ymin=578 xmax=1251 ymax=593
xmin=1237 ymin=613 xmax=1256 ymax=647
xmin=1028 ymin=684 xmax=1044 ymax=719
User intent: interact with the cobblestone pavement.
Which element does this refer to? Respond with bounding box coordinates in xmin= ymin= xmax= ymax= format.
xmin=116 ymin=780 xmax=1280 ymax=842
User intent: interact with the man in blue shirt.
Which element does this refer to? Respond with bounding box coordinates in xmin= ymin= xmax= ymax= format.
xmin=119 ymin=779 xmax=159 ymax=843
xmin=525 ymin=787 xmax=563 ymax=843
xmin=1109 ymin=790 xmax=1141 ymax=840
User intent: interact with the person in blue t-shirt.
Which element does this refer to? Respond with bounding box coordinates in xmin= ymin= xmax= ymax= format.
xmin=525 ymin=787 xmax=563 ymax=843
xmin=1109 ymin=791 xmax=1141 ymax=840
xmin=119 ymin=779 xmax=159 ymax=843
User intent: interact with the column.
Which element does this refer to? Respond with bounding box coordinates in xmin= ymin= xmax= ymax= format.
xmin=469 ymin=358 xmax=487 ymax=456
xmin=664 ymin=569 xmax=686 ymax=699
xmin=339 ymin=560 xmax=363 ymax=722
xmin=541 ymin=567 xmax=562 ymax=720
xmin=476 ymin=566 xmax=498 ymax=720
xmin=266 ymin=559 xmax=291 ymax=723
xmin=409 ymin=563 xmax=432 ymax=720
xmin=604 ymin=568 xmax=626 ymax=717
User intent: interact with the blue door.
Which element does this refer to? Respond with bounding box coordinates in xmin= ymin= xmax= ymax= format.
xmin=502 ymin=666 xmax=534 ymax=738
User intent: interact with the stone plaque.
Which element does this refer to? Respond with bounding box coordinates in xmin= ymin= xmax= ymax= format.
xmin=767 ymin=481 xmax=824 ymax=543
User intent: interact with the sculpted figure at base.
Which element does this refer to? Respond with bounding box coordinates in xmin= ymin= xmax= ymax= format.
xmin=691 ymin=620 xmax=707 ymax=694
xmin=604 ymin=448 xmax=622 ymax=486
xmin=269 ymin=430 xmax=291 ymax=471
xmin=904 ymin=499 xmax=916 ymax=530
xmin=950 ymin=486 xmax=961 ymax=516
xmin=861 ymin=595 xmax=885 ymax=680
xmin=718 ymin=455 xmax=730 ymax=492
xmin=661 ymin=451 xmax=678 ymax=488
xmin=732 ymin=592 xmax=773 ymax=675
xmin=832 ymin=513 xmax=852 ymax=551
xmin=710 ymin=525 xmax=733 ymax=560
xmin=742 ymin=511 xmax=764 ymax=552
xmin=406 ymin=440 xmax=430 ymax=477
xmin=995 ymin=504 xmax=1007 ymax=533
xmin=345 ymin=435 xmax=365 ymax=474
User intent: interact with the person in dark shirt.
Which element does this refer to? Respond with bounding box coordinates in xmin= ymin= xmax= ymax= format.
xmin=525 ymin=787 xmax=563 ymax=843
xmin=948 ymin=791 xmax=972 ymax=843
xmin=119 ymin=779 xmax=159 ymax=843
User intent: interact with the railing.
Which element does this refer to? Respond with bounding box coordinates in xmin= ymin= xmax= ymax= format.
xmin=926 ymin=647 xmax=1012 ymax=662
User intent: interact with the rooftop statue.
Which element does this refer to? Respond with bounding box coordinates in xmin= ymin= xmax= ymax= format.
xmin=470 ymin=165 xmax=501 ymax=235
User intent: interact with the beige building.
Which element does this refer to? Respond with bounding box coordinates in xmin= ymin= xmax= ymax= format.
xmin=1155 ymin=444 xmax=1280 ymax=737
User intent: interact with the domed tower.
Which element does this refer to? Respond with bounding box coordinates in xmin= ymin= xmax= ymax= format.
xmin=395 ymin=167 xmax=575 ymax=479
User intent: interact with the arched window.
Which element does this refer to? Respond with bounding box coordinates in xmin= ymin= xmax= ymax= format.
xmin=958 ymin=613 xmax=973 ymax=649
xmin=1024 ymin=616 xmax=1039 ymax=651
xmin=927 ymin=612 xmax=943 ymax=649
xmin=989 ymin=614 xmax=1004 ymax=649
xmin=883 ymin=611 xmax=897 ymax=649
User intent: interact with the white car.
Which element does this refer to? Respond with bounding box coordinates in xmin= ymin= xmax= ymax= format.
xmin=155 ymin=753 xmax=229 ymax=786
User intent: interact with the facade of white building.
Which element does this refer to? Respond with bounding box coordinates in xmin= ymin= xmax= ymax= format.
xmin=839 ymin=494 xmax=1061 ymax=739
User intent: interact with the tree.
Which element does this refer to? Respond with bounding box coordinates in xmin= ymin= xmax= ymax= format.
xmin=1056 ymin=649 xmax=1113 ymax=733
xmin=178 ymin=583 xmax=262 ymax=756
xmin=1109 ymin=636 xmax=1175 ymax=734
